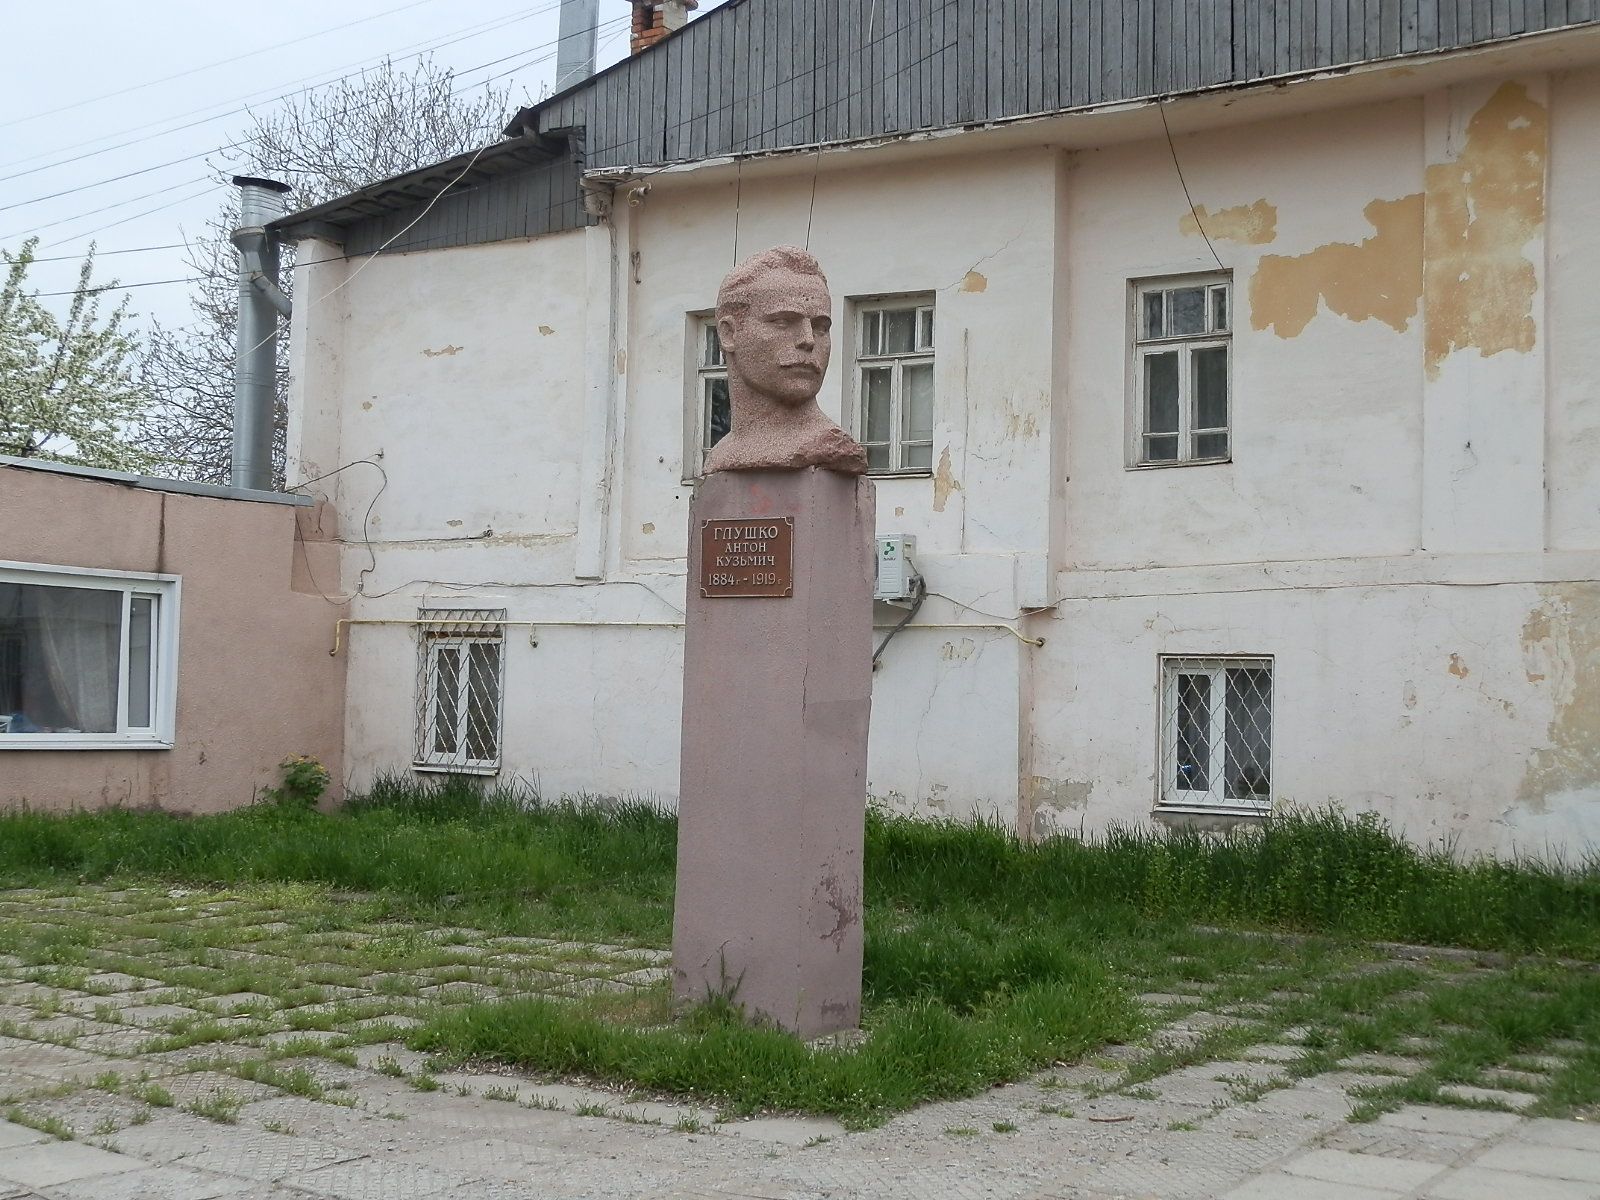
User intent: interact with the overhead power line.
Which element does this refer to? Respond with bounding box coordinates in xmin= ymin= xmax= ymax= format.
xmin=0 ymin=1 xmax=564 ymax=181
xmin=0 ymin=0 xmax=458 ymax=131
xmin=0 ymin=9 xmax=627 ymax=220
xmin=32 ymin=276 xmax=205 ymax=298
xmin=0 ymin=176 xmax=209 ymax=241
xmin=8 ymin=243 xmax=188 ymax=263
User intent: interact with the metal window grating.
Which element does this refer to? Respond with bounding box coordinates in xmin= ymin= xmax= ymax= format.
xmin=414 ymin=609 xmax=506 ymax=775
xmin=1159 ymin=656 xmax=1273 ymax=808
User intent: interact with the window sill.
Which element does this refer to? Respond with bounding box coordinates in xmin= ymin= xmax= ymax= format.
xmin=412 ymin=762 xmax=500 ymax=776
xmin=1153 ymin=802 xmax=1270 ymax=818
xmin=1126 ymin=457 xmax=1232 ymax=471
xmin=867 ymin=471 xmax=934 ymax=480
xmin=0 ymin=737 xmax=174 ymax=751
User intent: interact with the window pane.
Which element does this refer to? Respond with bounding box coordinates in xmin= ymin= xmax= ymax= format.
xmin=1144 ymin=352 xmax=1179 ymax=434
xmin=0 ymin=582 xmax=121 ymax=735
xmin=1211 ymin=287 xmax=1228 ymax=332
xmin=1225 ymin=667 xmax=1271 ymax=800
xmin=917 ymin=307 xmax=934 ymax=350
xmin=1194 ymin=432 xmax=1229 ymax=459
xmin=1170 ymin=287 xmax=1206 ymax=335
xmin=431 ymin=647 xmax=460 ymax=756
xmin=863 ymin=367 xmax=892 ymax=443
xmin=465 ymin=641 xmax=501 ymax=763
xmin=1193 ymin=346 xmax=1228 ymax=430
xmin=860 ymin=310 xmax=881 ymax=355
xmin=866 ymin=444 xmax=891 ymax=472
xmin=883 ymin=308 xmax=916 ymax=355
xmin=703 ymin=323 xmax=723 ymax=367
xmin=1142 ymin=291 xmax=1164 ymax=339
xmin=1144 ymin=434 xmax=1179 ymax=462
xmin=704 ymin=376 xmax=731 ymax=450
xmin=128 ymin=596 xmax=153 ymax=730
xmin=1175 ymin=673 xmax=1211 ymax=792
xmin=901 ymin=443 xmax=933 ymax=471
xmin=902 ymin=363 xmax=933 ymax=443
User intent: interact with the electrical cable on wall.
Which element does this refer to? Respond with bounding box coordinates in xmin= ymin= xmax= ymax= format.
xmin=1158 ymin=99 xmax=1225 ymax=272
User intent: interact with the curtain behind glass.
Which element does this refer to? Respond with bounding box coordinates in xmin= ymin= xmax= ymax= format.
xmin=23 ymin=585 xmax=121 ymax=733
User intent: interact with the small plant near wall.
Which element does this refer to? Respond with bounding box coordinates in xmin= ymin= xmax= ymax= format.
xmin=261 ymin=755 xmax=331 ymax=811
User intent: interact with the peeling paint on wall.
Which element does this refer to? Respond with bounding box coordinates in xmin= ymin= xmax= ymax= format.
xmin=1518 ymin=586 xmax=1600 ymax=811
xmin=1422 ymin=82 xmax=1548 ymax=380
xmin=1250 ymin=194 xmax=1424 ymax=338
xmin=538 ymin=325 xmax=555 ymax=336
xmin=959 ymin=270 xmax=989 ymax=293
xmin=932 ymin=446 xmax=962 ymax=512
xmin=1180 ymin=200 xmax=1278 ymax=245
xmin=1448 ymin=653 xmax=1470 ymax=678
xmin=421 ymin=344 xmax=464 ymax=357
xmin=1026 ymin=776 xmax=1093 ymax=840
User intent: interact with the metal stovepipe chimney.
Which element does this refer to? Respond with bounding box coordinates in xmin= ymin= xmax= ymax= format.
xmin=555 ymin=0 xmax=599 ymax=92
xmin=230 ymin=176 xmax=292 ymax=491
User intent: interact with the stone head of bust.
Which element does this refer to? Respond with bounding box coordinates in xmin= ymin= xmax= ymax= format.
xmin=705 ymin=246 xmax=868 ymax=475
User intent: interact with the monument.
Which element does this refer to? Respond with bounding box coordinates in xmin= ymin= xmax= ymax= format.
xmin=672 ymin=247 xmax=876 ymax=1037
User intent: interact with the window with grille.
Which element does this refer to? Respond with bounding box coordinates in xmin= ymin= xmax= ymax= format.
xmin=414 ymin=610 xmax=505 ymax=774
xmin=856 ymin=297 xmax=935 ymax=474
xmin=695 ymin=317 xmax=730 ymax=474
xmin=1159 ymin=656 xmax=1272 ymax=808
xmin=1132 ymin=275 xmax=1231 ymax=465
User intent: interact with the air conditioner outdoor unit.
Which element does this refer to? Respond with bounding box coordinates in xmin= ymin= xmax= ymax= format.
xmin=874 ymin=534 xmax=919 ymax=602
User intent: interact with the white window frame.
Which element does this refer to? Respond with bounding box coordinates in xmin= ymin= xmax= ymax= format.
xmin=0 ymin=560 xmax=180 ymax=750
xmin=1129 ymin=274 xmax=1233 ymax=468
xmin=853 ymin=295 xmax=936 ymax=476
xmin=414 ymin=610 xmax=506 ymax=776
xmin=685 ymin=314 xmax=729 ymax=480
xmin=1157 ymin=655 xmax=1273 ymax=812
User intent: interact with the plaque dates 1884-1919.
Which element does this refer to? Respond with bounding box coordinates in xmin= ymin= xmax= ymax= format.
xmin=699 ymin=517 xmax=794 ymax=598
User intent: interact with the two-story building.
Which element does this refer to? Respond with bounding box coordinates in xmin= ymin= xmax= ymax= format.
xmin=271 ymin=0 xmax=1600 ymax=855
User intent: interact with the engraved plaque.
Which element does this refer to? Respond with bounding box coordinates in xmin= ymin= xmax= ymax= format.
xmin=699 ymin=517 xmax=794 ymax=598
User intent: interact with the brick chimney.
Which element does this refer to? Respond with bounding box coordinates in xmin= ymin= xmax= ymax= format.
xmin=631 ymin=0 xmax=697 ymax=54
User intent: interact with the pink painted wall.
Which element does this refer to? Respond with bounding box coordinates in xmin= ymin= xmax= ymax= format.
xmin=0 ymin=463 xmax=347 ymax=813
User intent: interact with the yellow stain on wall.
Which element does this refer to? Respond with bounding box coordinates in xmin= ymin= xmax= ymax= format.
xmin=1180 ymin=199 xmax=1278 ymax=245
xmin=932 ymin=446 xmax=963 ymax=512
xmin=1422 ymin=81 xmax=1548 ymax=379
xmin=1517 ymin=586 xmax=1600 ymax=811
xmin=1249 ymin=194 xmax=1424 ymax=338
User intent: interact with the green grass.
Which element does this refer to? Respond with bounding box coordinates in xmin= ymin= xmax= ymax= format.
xmin=4 ymin=779 xmax=1600 ymax=1125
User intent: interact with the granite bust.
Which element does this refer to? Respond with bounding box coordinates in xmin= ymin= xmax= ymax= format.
xmin=704 ymin=246 xmax=869 ymax=476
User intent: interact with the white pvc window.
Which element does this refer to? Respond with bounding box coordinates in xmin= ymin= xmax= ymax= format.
xmin=1132 ymin=275 xmax=1231 ymax=465
xmin=414 ymin=610 xmax=505 ymax=774
xmin=856 ymin=297 xmax=935 ymax=474
xmin=1159 ymin=656 xmax=1272 ymax=809
xmin=696 ymin=318 xmax=730 ymax=473
xmin=0 ymin=561 xmax=179 ymax=749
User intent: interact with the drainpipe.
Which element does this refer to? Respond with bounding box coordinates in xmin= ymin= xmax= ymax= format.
xmin=230 ymin=176 xmax=293 ymax=492
xmin=555 ymin=0 xmax=599 ymax=92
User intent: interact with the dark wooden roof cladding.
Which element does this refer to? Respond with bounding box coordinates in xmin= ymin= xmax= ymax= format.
xmin=275 ymin=0 xmax=1598 ymax=252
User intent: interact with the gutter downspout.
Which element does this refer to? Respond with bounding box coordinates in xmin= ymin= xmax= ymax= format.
xmin=231 ymin=175 xmax=293 ymax=491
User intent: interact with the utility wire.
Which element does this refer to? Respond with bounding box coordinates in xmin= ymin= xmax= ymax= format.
xmin=0 ymin=8 xmax=625 ymax=218
xmin=1 ymin=0 xmax=458 ymax=131
xmin=9 ymin=242 xmax=187 ymax=263
xmin=0 ymin=176 xmax=209 ymax=241
xmin=32 ymin=276 xmax=204 ymax=299
xmin=0 ymin=2 xmax=562 ymax=181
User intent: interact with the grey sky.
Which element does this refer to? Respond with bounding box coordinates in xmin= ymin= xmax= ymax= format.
xmin=1 ymin=0 xmax=727 ymax=330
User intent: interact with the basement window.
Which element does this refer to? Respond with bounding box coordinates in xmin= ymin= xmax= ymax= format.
xmin=1158 ymin=656 xmax=1272 ymax=810
xmin=1132 ymin=275 xmax=1231 ymax=466
xmin=0 ymin=562 xmax=178 ymax=749
xmin=855 ymin=296 xmax=935 ymax=474
xmin=415 ymin=609 xmax=505 ymax=775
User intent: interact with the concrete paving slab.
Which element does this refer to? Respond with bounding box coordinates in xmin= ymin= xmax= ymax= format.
xmin=0 ymin=1142 xmax=145 ymax=1187
xmin=718 ymin=1116 xmax=848 ymax=1146
xmin=1221 ymin=1171 xmax=1397 ymax=1199
xmin=1422 ymin=1165 xmax=1599 ymax=1199
xmin=281 ymin=1157 xmax=470 ymax=1199
xmin=1282 ymin=1148 xmax=1447 ymax=1192
xmin=1519 ymin=1118 xmax=1600 ymax=1153
xmin=177 ymin=1131 xmax=366 ymax=1181
xmin=1436 ymin=1085 xmax=1539 ymax=1111
xmin=0 ymin=1118 xmax=50 ymax=1149
xmin=1473 ymin=1142 xmax=1600 ymax=1183
xmin=45 ymin=1164 xmax=256 ymax=1200
xmin=1376 ymin=1105 xmax=1524 ymax=1138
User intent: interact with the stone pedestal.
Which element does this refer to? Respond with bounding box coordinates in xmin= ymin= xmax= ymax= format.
xmin=673 ymin=467 xmax=875 ymax=1037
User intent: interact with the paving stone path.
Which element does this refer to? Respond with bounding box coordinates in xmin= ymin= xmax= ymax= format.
xmin=2 ymin=885 xmax=1597 ymax=1198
